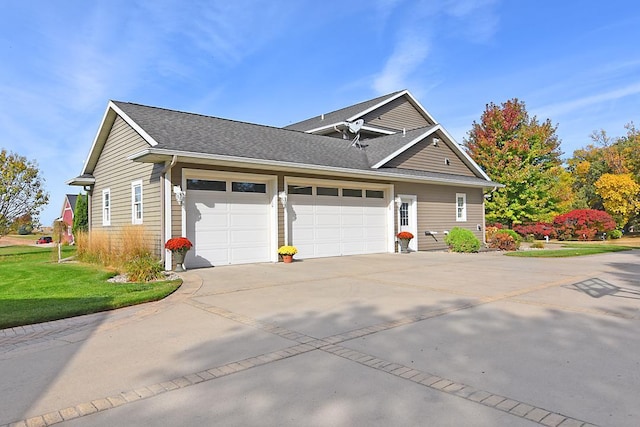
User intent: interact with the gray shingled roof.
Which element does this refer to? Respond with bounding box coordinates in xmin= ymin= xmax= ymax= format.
xmin=115 ymin=101 xmax=381 ymax=170
xmin=283 ymin=90 xmax=404 ymax=132
xmin=109 ymin=101 xmax=494 ymax=186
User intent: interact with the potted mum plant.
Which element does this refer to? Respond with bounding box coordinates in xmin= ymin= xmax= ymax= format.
xmin=165 ymin=237 xmax=193 ymax=271
xmin=278 ymin=245 xmax=298 ymax=263
xmin=397 ymin=231 xmax=414 ymax=253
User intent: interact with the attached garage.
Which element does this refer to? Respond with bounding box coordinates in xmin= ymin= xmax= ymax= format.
xmin=286 ymin=179 xmax=393 ymax=259
xmin=183 ymin=170 xmax=277 ymax=268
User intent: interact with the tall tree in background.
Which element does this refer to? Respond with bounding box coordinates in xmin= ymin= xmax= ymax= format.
xmin=0 ymin=149 xmax=49 ymax=237
xmin=464 ymin=99 xmax=564 ymax=226
xmin=72 ymin=193 xmax=88 ymax=235
xmin=567 ymin=122 xmax=640 ymax=228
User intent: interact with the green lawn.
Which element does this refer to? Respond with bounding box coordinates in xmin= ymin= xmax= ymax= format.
xmin=0 ymin=246 xmax=181 ymax=329
xmin=506 ymin=243 xmax=635 ymax=258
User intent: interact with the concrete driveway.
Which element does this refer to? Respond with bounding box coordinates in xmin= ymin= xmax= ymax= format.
xmin=1 ymin=250 xmax=639 ymax=426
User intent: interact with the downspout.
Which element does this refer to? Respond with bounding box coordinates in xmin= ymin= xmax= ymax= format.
xmin=160 ymin=155 xmax=178 ymax=267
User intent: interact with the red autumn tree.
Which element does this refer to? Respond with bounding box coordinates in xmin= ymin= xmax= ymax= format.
xmin=464 ymin=99 xmax=564 ymax=226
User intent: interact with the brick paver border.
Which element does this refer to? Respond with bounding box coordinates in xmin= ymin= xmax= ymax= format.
xmin=2 ymin=272 xmax=603 ymax=427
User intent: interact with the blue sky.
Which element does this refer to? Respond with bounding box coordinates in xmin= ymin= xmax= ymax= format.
xmin=1 ymin=0 xmax=639 ymax=226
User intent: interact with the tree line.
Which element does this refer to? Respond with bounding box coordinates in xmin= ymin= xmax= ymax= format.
xmin=464 ymin=99 xmax=639 ymax=232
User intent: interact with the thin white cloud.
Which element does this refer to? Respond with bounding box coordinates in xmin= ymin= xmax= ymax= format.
xmin=371 ymin=0 xmax=500 ymax=94
xmin=534 ymin=82 xmax=640 ymax=118
xmin=373 ymin=33 xmax=430 ymax=94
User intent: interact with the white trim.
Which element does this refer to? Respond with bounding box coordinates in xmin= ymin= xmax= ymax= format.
xmin=304 ymin=122 xmax=396 ymax=136
xmin=108 ymin=101 xmax=159 ymax=147
xmin=456 ymin=193 xmax=467 ymax=222
xmin=129 ymin=148 xmax=500 ymax=189
xmin=102 ymin=188 xmax=111 ymax=226
xmin=346 ymin=90 xmax=438 ymax=126
xmin=436 ymin=126 xmax=492 ymax=182
xmin=397 ymin=194 xmax=418 ymax=251
xmin=182 ymin=168 xmax=279 ymax=263
xmin=131 ymin=180 xmax=143 ymax=225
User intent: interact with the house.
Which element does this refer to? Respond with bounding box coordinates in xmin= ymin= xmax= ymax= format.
xmin=67 ymin=90 xmax=500 ymax=270
xmin=60 ymin=194 xmax=78 ymax=243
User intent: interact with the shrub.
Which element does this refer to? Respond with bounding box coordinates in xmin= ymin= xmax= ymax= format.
xmin=609 ymin=229 xmax=623 ymax=239
xmin=125 ymin=255 xmax=164 ymax=282
xmin=513 ymin=222 xmax=555 ymax=240
xmin=488 ymin=229 xmax=521 ymax=251
xmin=445 ymin=227 xmax=480 ymax=253
xmin=530 ymin=241 xmax=545 ymax=249
xmin=485 ymin=226 xmax=500 ymax=242
xmin=553 ymin=209 xmax=616 ymax=241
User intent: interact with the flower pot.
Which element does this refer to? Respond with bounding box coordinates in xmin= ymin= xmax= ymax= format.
xmin=399 ymin=238 xmax=411 ymax=253
xmin=173 ymin=249 xmax=188 ymax=271
xmin=282 ymin=254 xmax=293 ymax=263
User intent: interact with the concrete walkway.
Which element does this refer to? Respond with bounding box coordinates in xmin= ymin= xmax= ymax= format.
xmin=1 ymin=250 xmax=639 ymax=426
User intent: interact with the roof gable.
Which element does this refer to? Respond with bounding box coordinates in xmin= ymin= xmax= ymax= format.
xmin=284 ymin=90 xmax=436 ymax=134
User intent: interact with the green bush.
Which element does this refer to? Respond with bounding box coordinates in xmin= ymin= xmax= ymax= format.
xmin=609 ymin=229 xmax=623 ymax=239
xmin=444 ymin=227 xmax=481 ymax=253
xmin=530 ymin=241 xmax=545 ymax=249
xmin=124 ymin=255 xmax=164 ymax=282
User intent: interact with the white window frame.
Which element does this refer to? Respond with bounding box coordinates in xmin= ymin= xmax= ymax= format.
xmin=102 ymin=188 xmax=111 ymax=226
xmin=131 ymin=180 xmax=143 ymax=224
xmin=456 ymin=193 xmax=467 ymax=222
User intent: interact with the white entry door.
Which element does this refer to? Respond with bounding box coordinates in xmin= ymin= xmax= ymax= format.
xmin=397 ymin=194 xmax=417 ymax=251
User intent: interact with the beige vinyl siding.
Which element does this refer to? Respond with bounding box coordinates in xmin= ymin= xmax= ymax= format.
xmin=395 ymin=183 xmax=484 ymax=251
xmin=385 ymin=137 xmax=477 ymax=177
xmin=90 ymin=116 xmax=162 ymax=254
xmin=362 ymin=97 xmax=431 ymax=131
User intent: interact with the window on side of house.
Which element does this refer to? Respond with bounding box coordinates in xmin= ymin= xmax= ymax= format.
xmin=456 ymin=193 xmax=467 ymax=222
xmin=132 ymin=180 xmax=143 ymax=224
xmin=102 ymin=189 xmax=111 ymax=226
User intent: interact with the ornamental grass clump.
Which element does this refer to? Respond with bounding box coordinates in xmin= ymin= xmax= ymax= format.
xmin=444 ymin=227 xmax=480 ymax=253
xmin=125 ymin=255 xmax=164 ymax=282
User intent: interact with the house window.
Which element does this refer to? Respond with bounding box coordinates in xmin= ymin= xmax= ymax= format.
xmin=456 ymin=193 xmax=467 ymax=222
xmin=400 ymin=202 xmax=409 ymax=226
xmin=132 ymin=180 xmax=143 ymax=224
xmin=102 ymin=189 xmax=111 ymax=226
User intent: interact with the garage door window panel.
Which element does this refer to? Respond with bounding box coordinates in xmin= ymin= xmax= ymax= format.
xmin=342 ymin=188 xmax=362 ymax=197
xmin=288 ymin=185 xmax=312 ymax=195
xmin=317 ymin=187 xmax=339 ymax=196
xmin=187 ymin=179 xmax=226 ymax=191
xmin=365 ymin=190 xmax=384 ymax=198
xmin=232 ymin=182 xmax=266 ymax=193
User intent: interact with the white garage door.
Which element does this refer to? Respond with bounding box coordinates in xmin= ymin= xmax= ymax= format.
xmin=185 ymin=178 xmax=273 ymax=268
xmin=288 ymin=184 xmax=389 ymax=259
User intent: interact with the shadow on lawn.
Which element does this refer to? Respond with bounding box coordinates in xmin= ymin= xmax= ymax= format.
xmin=0 ymin=297 xmax=113 ymax=329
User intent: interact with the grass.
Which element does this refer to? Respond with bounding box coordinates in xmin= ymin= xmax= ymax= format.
xmin=506 ymin=243 xmax=636 ymax=258
xmin=0 ymin=245 xmax=181 ymax=329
